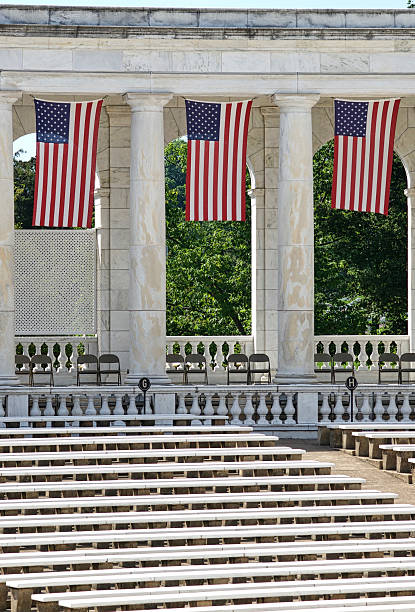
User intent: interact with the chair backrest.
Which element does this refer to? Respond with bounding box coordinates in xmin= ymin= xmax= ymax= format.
xmin=314 ymin=353 xmax=332 ymax=364
xmin=185 ymin=354 xmax=206 ymax=366
xmin=30 ymin=355 xmax=52 ymax=366
xmin=228 ymin=354 xmax=248 ymax=366
xmin=332 ymin=352 xmax=353 ymax=365
xmin=379 ymin=352 xmax=399 ymax=365
xmin=99 ymin=354 xmax=120 ymax=366
xmin=77 ymin=354 xmax=98 ymax=367
xmin=166 ymin=354 xmax=185 ymax=364
xmin=249 ymin=353 xmax=270 ymax=366
xmin=15 ymin=355 xmax=30 ymax=366
xmin=400 ymin=352 xmax=415 ymax=365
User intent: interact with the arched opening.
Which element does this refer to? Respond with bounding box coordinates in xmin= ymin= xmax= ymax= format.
xmin=164 ymin=137 xmax=252 ymax=336
xmin=313 ymin=139 xmax=408 ymax=336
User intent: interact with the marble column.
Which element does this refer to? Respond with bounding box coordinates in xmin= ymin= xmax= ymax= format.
xmin=123 ymin=93 xmax=172 ymax=385
xmin=0 ymin=92 xmax=21 ymax=386
xmin=405 ymin=187 xmax=415 ymax=351
xmin=272 ymin=94 xmax=320 ymax=384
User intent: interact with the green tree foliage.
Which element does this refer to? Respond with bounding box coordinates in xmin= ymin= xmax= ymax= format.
xmin=165 ymin=139 xmax=252 ymax=336
xmin=314 ymin=140 xmax=407 ymax=335
xmin=14 ymin=152 xmax=35 ymax=229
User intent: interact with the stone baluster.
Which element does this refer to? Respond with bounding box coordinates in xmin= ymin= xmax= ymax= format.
xmin=320 ymin=392 xmax=331 ymax=424
xmin=401 ymin=391 xmax=411 ymax=422
xmin=44 ymin=394 xmax=55 ymax=417
xmin=373 ymin=393 xmax=384 ymax=421
xmin=272 ymin=93 xmax=319 ymax=383
xmin=176 ymin=392 xmax=187 ymax=415
xmin=190 ymin=393 xmax=201 ymax=417
xmin=57 ymin=394 xmax=69 ymax=416
xmin=100 ymin=393 xmax=111 ymax=415
xmin=360 ymin=393 xmax=371 ymax=423
xmin=215 ymin=343 xmax=224 ymax=372
xmin=371 ymin=342 xmax=380 ymax=370
xmin=386 ymin=392 xmax=397 ymax=422
xmin=127 ymin=392 xmax=138 ymax=415
xmin=284 ymin=393 xmax=296 ymax=425
xmin=0 ymin=394 xmax=5 ymax=420
xmin=203 ymin=392 xmax=214 ymax=426
xmin=256 ymin=392 xmax=269 ymax=425
xmin=230 ymin=393 xmax=242 ymax=425
xmin=269 ymin=393 xmax=281 ymax=424
xmin=124 ymin=93 xmax=172 ymax=385
xmin=113 ymin=393 xmax=124 ymax=415
xmin=333 ymin=393 xmax=344 ymax=423
xmin=85 ymin=394 xmax=97 ymax=415
xmin=244 ymin=392 xmax=255 ymax=426
xmin=30 ymin=394 xmax=41 ymax=417
xmin=216 ymin=392 xmax=228 ymax=419
xmin=71 ymin=394 xmax=82 ymax=417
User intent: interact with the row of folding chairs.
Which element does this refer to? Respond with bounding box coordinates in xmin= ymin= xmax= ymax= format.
xmin=15 ymin=354 xmax=121 ymax=386
xmin=166 ymin=353 xmax=272 ymax=385
xmin=314 ymin=351 xmax=415 ymax=384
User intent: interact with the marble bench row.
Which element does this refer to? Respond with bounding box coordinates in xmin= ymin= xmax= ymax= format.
xmin=5 ymin=558 xmax=415 ymax=612
xmin=0 ymin=488 xmax=398 ymax=512
xmin=32 ymin=576 xmax=415 ymax=612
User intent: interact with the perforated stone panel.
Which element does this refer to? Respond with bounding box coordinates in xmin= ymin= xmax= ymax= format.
xmin=15 ymin=230 xmax=96 ymax=335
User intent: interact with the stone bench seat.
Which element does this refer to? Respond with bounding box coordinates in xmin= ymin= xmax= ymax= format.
xmin=3 ymin=536 xmax=415 ymax=574
xmin=0 ymin=474 xmax=365 ymax=495
xmin=0 ymin=503 xmax=412 ymax=534
xmin=378 ymin=444 xmax=415 ymax=473
xmin=0 ymin=489 xmax=397 ymax=513
xmin=0 ymin=426 xmax=249 ymax=438
xmin=351 ymin=432 xmax=415 ymax=459
xmin=32 ymin=575 xmax=415 ymax=611
xmin=318 ymin=424 xmax=415 ymax=450
xmin=6 ymin=557 xmax=415 ymax=612
xmin=0 ymin=434 xmax=273 ymax=452
xmin=105 ymin=598 xmax=415 ymax=612
xmin=0 ymin=445 xmax=301 ymax=462
xmin=95 ymin=598 xmax=415 ymax=612
xmin=0 ymin=520 xmax=414 ymax=553
xmin=0 ymin=460 xmax=334 ymax=481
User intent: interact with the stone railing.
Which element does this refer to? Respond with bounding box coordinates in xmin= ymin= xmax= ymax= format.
xmin=319 ymin=384 xmax=415 ymax=425
xmin=0 ymin=384 xmax=315 ymax=435
xmin=15 ymin=336 xmax=98 ymax=384
xmin=166 ymin=336 xmax=255 ymax=384
xmin=315 ymin=335 xmax=410 ymax=382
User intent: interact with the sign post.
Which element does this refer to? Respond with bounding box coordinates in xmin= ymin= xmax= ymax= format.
xmin=138 ymin=377 xmax=151 ymax=414
xmin=345 ymin=375 xmax=358 ymax=422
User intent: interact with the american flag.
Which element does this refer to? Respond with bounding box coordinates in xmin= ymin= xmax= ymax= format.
xmin=33 ymin=98 xmax=103 ymax=228
xmin=185 ymin=99 xmax=252 ymax=221
xmin=332 ymin=98 xmax=400 ymax=215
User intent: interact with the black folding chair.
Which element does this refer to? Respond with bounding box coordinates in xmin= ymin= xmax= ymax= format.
xmin=227 ymin=354 xmax=249 ymax=385
xmin=166 ymin=354 xmax=187 ymax=384
xmin=185 ymin=354 xmax=208 ymax=385
xmin=98 ymin=354 xmax=121 ymax=385
xmin=378 ymin=352 xmax=400 ymax=384
xmin=29 ymin=355 xmax=54 ymax=387
xmin=332 ymin=352 xmax=354 ymax=384
xmin=76 ymin=354 xmax=99 ymax=386
xmin=248 ymin=353 xmax=271 ymax=384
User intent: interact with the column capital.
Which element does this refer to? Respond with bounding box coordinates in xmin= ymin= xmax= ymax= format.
xmin=260 ymin=107 xmax=279 ymax=118
xmin=0 ymin=91 xmax=22 ymax=109
xmin=272 ymin=93 xmax=320 ymax=112
xmin=123 ymin=92 xmax=173 ymax=112
xmin=405 ymin=188 xmax=415 ymax=198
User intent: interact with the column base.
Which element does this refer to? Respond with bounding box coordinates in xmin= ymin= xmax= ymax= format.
xmin=273 ymin=373 xmax=317 ymax=385
xmin=0 ymin=375 xmax=21 ymax=387
xmin=124 ymin=372 xmax=172 ymax=386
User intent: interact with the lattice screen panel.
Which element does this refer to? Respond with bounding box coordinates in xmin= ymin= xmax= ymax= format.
xmin=15 ymin=230 xmax=96 ymax=335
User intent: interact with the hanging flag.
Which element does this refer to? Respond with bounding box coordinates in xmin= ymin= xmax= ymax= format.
xmin=33 ymin=98 xmax=103 ymax=228
xmin=331 ymin=98 xmax=400 ymax=215
xmin=185 ymin=99 xmax=252 ymax=221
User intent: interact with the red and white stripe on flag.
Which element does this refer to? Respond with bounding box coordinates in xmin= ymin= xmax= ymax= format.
xmin=331 ymin=98 xmax=400 ymax=215
xmin=185 ymin=99 xmax=252 ymax=221
xmin=33 ymin=98 xmax=103 ymax=228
